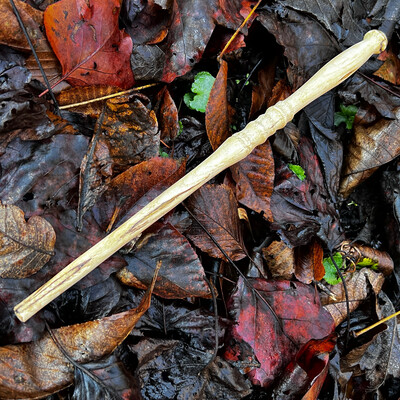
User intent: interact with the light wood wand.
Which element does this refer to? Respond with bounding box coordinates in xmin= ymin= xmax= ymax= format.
xmin=14 ymin=30 xmax=388 ymax=322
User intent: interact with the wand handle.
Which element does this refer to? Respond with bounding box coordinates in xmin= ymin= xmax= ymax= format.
xmin=14 ymin=30 xmax=387 ymax=322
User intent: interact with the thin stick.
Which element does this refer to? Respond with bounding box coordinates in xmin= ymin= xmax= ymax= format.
xmin=354 ymin=310 xmax=400 ymax=337
xmin=14 ymin=30 xmax=388 ymax=323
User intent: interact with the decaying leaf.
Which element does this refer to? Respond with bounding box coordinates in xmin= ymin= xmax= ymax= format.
xmin=340 ymin=107 xmax=400 ymax=198
xmin=231 ymin=140 xmax=274 ymax=221
xmin=131 ymin=338 xmax=252 ymax=400
xmin=44 ymin=0 xmax=134 ymax=88
xmin=0 ymin=202 xmax=55 ymax=278
xmin=186 ymin=184 xmax=247 ymax=261
xmin=155 ymin=87 xmax=180 ymax=141
xmin=0 ymin=266 xmax=158 ymax=398
xmin=321 ymin=268 xmax=385 ymax=327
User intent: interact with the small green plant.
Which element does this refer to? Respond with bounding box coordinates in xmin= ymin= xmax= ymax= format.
xmin=288 ymin=163 xmax=306 ymax=181
xmin=159 ymin=148 xmax=169 ymax=158
xmin=334 ymin=103 xmax=358 ymax=130
xmin=184 ymin=71 xmax=215 ymax=113
xmin=323 ymin=252 xmax=344 ymax=285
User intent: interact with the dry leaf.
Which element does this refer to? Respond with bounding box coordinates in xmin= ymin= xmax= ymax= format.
xmin=339 ymin=107 xmax=400 ymax=198
xmin=262 ymin=240 xmax=295 ymax=279
xmin=0 ymin=202 xmax=55 ymax=278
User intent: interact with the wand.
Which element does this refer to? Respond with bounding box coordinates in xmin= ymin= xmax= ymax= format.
xmin=14 ymin=30 xmax=388 ymax=322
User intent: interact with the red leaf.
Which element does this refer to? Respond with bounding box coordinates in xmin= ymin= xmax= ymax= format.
xmin=224 ymin=277 xmax=335 ymax=387
xmin=206 ymin=59 xmax=230 ymax=151
xmin=44 ymin=0 xmax=134 ymax=88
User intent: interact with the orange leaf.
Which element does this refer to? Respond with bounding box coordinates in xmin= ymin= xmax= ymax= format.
xmin=44 ymin=0 xmax=134 ymax=88
xmin=294 ymin=239 xmax=325 ymax=284
xmin=205 ymin=59 xmax=230 ymax=151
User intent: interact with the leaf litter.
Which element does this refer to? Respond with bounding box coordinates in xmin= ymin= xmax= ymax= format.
xmin=0 ymin=0 xmax=399 ymax=398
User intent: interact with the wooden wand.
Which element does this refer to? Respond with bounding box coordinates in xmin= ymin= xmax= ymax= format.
xmin=14 ymin=30 xmax=388 ymax=322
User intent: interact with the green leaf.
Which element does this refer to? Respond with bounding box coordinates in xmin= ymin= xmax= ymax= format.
xmin=334 ymin=103 xmax=358 ymax=130
xmin=323 ymin=252 xmax=343 ymax=285
xmin=288 ymin=164 xmax=306 ymax=181
xmin=184 ymin=71 xmax=215 ymax=113
xmin=356 ymin=257 xmax=379 ymax=269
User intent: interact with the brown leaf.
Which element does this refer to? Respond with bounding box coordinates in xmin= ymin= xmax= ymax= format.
xmin=56 ymin=85 xmax=122 ymax=117
xmin=0 ymin=202 xmax=55 ymax=278
xmin=267 ymin=78 xmax=293 ymax=107
xmin=77 ymin=96 xmax=159 ymax=229
xmin=0 ymin=0 xmax=43 ymax=51
xmin=262 ymin=240 xmax=295 ymax=279
xmin=294 ymin=239 xmax=325 ymax=284
xmin=321 ymin=268 xmax=385 ymax=327
xmin=249 ymin=58 xmax=277 ymax=118
xmin=339 ymin=107 xmax=400 ymax=198
xmin=374 ymin=49 xmax=400 ymax=85
xmin=156 ymin=87 xmax=180 ymax=141
xmin=0 ymin=267 xmax=158 ymax=398
xmin=231 ymin=140 xmax=274 ymax=221
xmin=186 ymin=184 xmax=246 ymax=261
xmin=118 ymin=223 xmax=211 ymax=299
xmin=92 ymin=157 xmax=186 ymax=232
xmin=205 ymin=59 xmax=230 ymax=151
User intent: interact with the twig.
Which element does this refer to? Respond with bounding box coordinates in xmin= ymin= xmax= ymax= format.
xmin=354 ymin=309 xmax=400 ymax=337
xmin=14 ymin=30 xmax=388 ymax=322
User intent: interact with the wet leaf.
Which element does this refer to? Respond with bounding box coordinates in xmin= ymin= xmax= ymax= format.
xmin=0 ymin=0 xmax=43 ymax=51
xmin=92 ymin=157 xmax=185 ymax=232
xmin=258 ymin=6 xmax=338 ymax=89
xmin=231 ymin=140 xmax=274 ymax=221
xmin=186 ymin=184 xmax=247 ymax=261
xmin=77 ymin=96 xmax=159 ymax=229
xmin=131 ymin=338 xmax=252 ymax=400
xmin=71 ymin=352 xmax=136 ymax=400
xmin=0 ymin=133 xmax=89 ymax=217
xmin=374 ymin=49 xmax=400 ymax=85
xmin=339 ymin=107 xmax=400 ymax=198
xmin=294 ymin=239 xmax=325 ymax=284
xmin=224 ymin=277 xmax=335 ymax=387
xmin=44 ymin=0 xmax=134 ymax=88
xmin=321 ymin=268 xmax=385 ymax=327
xmin=271 ymin=137 xmax=343 ymax=249
xmin=184 ymin=71 xmax=215 ymax=113
xmin=0 ymin=203 xmax=55 ymax=278
xmin=271 ymin=334 xmax=336 ymax=399
xmin=0 ymin=271 xmax=158 ymax=399
xmin=118 ymin=222 xmax=211 ymax=299
xmin=205 ymin=60 xmax=230 ymax=151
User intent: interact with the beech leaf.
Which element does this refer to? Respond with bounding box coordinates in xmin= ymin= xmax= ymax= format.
xmin=0 ymin=202 xmax=55 ymax=278
xmin=186 ymin=184 xmax=246 ymax=261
